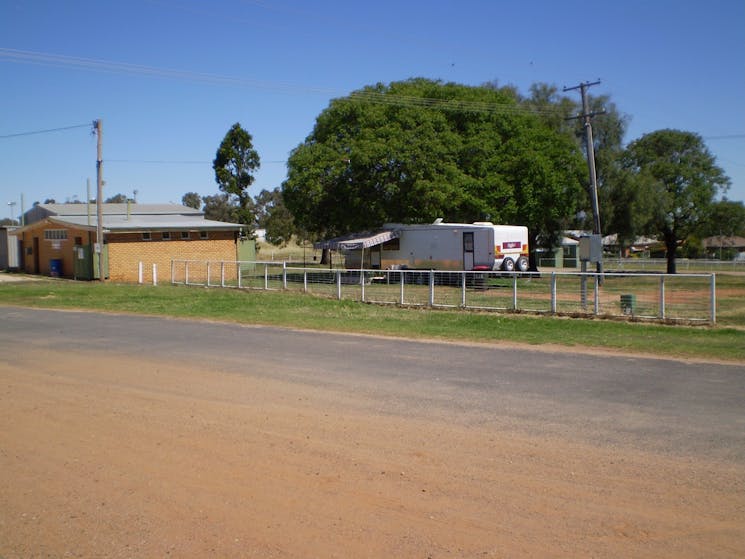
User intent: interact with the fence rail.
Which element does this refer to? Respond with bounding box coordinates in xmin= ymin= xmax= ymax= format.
xmin=170 ymin=260 xmax=717 ymax=323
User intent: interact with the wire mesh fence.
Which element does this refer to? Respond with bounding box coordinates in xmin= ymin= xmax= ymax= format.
xmin=170 ymin=260 xmax=717 ymax=323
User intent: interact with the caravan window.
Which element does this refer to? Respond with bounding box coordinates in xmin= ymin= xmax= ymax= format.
xmin=382 ymin=238 xmax=400 ymax=251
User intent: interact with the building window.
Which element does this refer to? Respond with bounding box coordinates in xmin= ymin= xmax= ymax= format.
xmin=142 ymin=232 xmax=152 ymax=241
xmin=44 ymin=229 xmax=68 ymax=241
xmin=181 ymin=231 xmax=190 ymax=240
xmin=162 ymin=232 xmax=171 ymax=240
xmin=200 ymin=231 xmax=209 ymax=240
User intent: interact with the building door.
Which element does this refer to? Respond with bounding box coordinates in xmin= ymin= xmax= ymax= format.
xmin=463 ymin=232 xmax=474 ymax=270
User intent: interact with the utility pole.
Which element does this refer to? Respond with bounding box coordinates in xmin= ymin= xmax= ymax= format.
xmin=564 ymin=80 xmax=605 ymax=280
xmin=93 ymin=119 xmax=105 ymax=281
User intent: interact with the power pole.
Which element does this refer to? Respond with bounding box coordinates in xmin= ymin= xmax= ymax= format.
xmin=564 ymin=81 xmax=605 ymax=280
xmin=93 ymin=119 xmax=105 ymax=281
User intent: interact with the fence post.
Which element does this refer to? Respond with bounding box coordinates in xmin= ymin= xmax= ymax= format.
xmin=220 ymin=262 xmax=225 ymax=287
xmin=461 ymin=272 xmax=467 ymax=307
xmin=400 ymin=271 xmax=405 ymax=305
xmin=593 ymin=274 xmax=599 ymax=315
xmin=283 ymin=262 xmax=287 ymax=289
xmin=264 ymin=264 xmax=269 ymax=290
xmin=152 ymin=263 xmax=157 ymax=286
xmin=551 ymin=272 xmax=557 ymax=314
xmin=361 ymin=270 xmax=366 ymax=302
xmin=710 ymin=273 xmax=716 ymax=323
xmin=429 ymin=270 xmax=435 ymax=307
xmin=171 ymin=260 xmax=175 ymax=285
xmin=659 ymin=275 xmax=666 ymax=320
xmin=138 ymin=261 xmax=143 ymax=284
xmin=237 ymin=261 xmax=242 ymax=289
xmin=512 ymin=273 xmax=518 ymax=310
xmin=336 ymin=270 xmax=342 ymax=300
xmin=185 ymin=261 xmax=190 ymax=285
xmin=207 ymin=262 xmax=211 ymax=287
xmin=304 ymin=269 xmax=308 ymax=292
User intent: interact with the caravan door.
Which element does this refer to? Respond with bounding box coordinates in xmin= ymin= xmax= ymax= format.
xmin=463 ymin=232 xmax=474 ymax=270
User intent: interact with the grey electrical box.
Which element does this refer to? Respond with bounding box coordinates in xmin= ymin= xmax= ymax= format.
xmin=579 ymin=235 xmax=602 ymax=263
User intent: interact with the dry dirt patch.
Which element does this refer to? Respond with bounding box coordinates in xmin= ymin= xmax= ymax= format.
xmin=1 ymin=349 xmax=742 ymax=558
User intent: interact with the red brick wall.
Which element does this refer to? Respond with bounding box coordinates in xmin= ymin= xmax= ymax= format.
xmin=17 ymin=222 xmax=93 ymax=277
xmin=107 ymin=231 xmax=238 ymax=283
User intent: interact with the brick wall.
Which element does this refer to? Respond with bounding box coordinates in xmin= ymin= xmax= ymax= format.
xmin=107 ymin=231 xmax=238 ymax=283
xmin=17 ymin=221 xmax=94 ymax=277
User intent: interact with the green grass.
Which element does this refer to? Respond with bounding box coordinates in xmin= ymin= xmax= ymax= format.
xmin=1 ymin=279 xmax=744 ymax=363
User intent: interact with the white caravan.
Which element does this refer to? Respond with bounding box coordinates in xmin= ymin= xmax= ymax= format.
xmin=474 ymin=222 xmax=530 ymax=272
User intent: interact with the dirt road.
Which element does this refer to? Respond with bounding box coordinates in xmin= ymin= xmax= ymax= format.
xmin=1 ymin=309 xmax=743 ymax=558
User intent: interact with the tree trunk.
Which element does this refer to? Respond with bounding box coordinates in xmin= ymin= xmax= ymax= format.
xmin=320 ymin=248 xmax=331 ymax=266
xmin=665 ymin=232 xmax=677 ymax=274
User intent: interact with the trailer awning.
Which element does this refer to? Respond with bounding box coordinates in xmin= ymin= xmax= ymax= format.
xmin=314 ymin=229 xmax=399 ymax=250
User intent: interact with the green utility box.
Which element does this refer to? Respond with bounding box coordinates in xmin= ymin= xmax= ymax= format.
xmin=620 ymin=294 xmax=636 ymax=315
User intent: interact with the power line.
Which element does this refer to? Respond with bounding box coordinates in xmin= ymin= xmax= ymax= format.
xmin=0 ymin=48 xmax=564 ymax=118
xmin=0 ymin=123 xmax=90 ymax=139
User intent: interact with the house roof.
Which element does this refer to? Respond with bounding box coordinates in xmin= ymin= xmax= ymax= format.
xmin=34 ymin=203 xmax=203 ymax=217
xmin=314 ymin=229 xmax=399 ymax=250
xmin=702 ymin=236 xmax=745 ymax=249
xmin=48 ymin=214 xmax=242 ymax=232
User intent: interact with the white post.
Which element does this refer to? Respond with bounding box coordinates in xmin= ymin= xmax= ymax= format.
xmin=710 ymin=273 xmax=717 ymax=323
xmin=429 ymin=270 xmax=435 ymax=307
xmin=207 ymin=262 xmax=211 ymax=287
xmin=220 ymin=261 xmax=225 ymax=287
xmin=237 ymin=262 xmax=242 ymax=289
xmin=461 ymin=272 xmax=467 ymax=307
xmin=185 ymin=261 xmax=190 ymax=285
xmin=512 ymin=273 xmax=518 ymax=310
xmin=264 ymin=264 xmax=269 ymax=290
xmin=152 ymin=263 xmax=157 ymax=286
xmin=659 ymin=275 xmax=666 ymax=320
xmin=551 ymin=272 xmax=557 ymax=314
xmin=138 ymin=261 xmax=143 ymax=284
xmin=593 ymin=274 xmax=599 ymax=315
xmin=283 ymin=262 xmax=287 ymax=289
xmin=336 ymin=270 xmax=342 ymax=300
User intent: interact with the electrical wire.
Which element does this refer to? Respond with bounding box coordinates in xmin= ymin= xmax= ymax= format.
xmin=0 ymin=123 xmax=91 ymax=139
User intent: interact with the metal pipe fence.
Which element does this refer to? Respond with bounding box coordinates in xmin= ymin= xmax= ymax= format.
xmin=171 ymin=260 xmax=717 ymax=323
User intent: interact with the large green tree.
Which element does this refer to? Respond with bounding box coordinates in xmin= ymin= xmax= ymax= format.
xmin=213 ymin=123 xmax=260 ymax=235
xmin=282 ymin=78 xmax=585 ymax=268
xmin=621 ymin=129 xmax=730 ymax=273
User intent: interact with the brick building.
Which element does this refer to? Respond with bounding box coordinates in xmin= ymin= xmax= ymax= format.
xmin=13 ymin=203 xmax=248 ymax=282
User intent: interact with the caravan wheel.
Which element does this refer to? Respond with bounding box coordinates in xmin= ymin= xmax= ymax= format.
xmin=517 ymin=257 xmax=529 ymax=272
xmin=501 ymin=258 xmax=515 ymax=272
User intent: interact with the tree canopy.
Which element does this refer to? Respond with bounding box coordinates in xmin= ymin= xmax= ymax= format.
xmin=213 ymin=122 xmax=260 ymax=235
xmin=181 ymin=192 xmax=202 ymax=210
xmin=282 ymin=78 xmax=586 ymax=264
xmin=621 ymin=129 xmax=730 ymax=273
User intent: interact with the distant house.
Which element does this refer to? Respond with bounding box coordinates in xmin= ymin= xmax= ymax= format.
xmin=13 ymin=203 xmax=251 ymax=282
xmin=702 ymin=236 xmax=745 ymax=259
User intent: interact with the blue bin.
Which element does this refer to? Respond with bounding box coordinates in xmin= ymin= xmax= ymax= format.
xmin=50 ymin=259 xmax=63 ymax=277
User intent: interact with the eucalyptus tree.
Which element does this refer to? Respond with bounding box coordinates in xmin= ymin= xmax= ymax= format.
xmin=621 ymin=129 xmax=730 ymax=273
xmin=213 ymin=122 xmax=260 ymax=235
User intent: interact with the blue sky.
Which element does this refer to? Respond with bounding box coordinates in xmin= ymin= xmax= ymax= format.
xmin=2 ymin=0 xmax=743 ymax=220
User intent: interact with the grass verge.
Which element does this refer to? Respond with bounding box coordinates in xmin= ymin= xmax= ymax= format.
xmin=1 ymin=279 xmax=744 ymax=363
